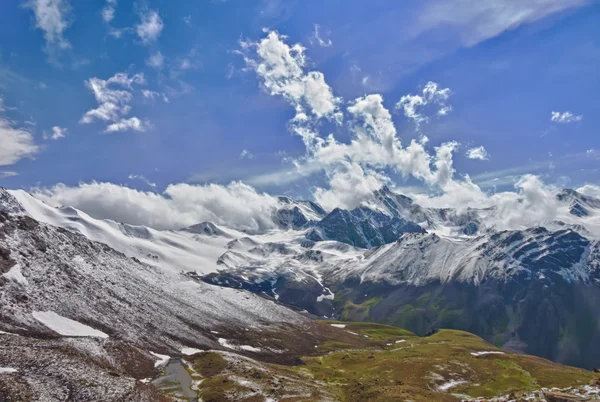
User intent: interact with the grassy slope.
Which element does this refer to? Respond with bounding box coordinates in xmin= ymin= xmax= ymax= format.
xmin=170 ymin=321 xmax=596 ymax=401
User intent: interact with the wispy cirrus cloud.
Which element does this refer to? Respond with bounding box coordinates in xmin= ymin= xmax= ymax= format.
xmin=24 ymin=0 xmax=72 ymax=51
xmin=102 ymin=0 xmax=117 ymax=23
xmin=311 ymin=24 xmax=332 ymax=47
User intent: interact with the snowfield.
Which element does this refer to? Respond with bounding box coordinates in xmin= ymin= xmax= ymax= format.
xmin=32 ymin=311 xmax=109 ymax=338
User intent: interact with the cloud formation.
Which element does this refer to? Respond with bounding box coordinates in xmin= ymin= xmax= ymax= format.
xmin=240 ymin=31 xmax=342 ymax=123
xmin=395 ymin=81 xmax=452 ymax=127
xmin=0 ymin=118 xmax=40 ymax=166
xmin=43 ymin=125 xmax=67 ymax=140
xmin=466 ymin=146 xmax=489 ymax=160
xmin=414 ymin=0 xmax=589 ymax=48
xmin=102 ymin=0 xmax=117 ymax=23
xmin=146 ymin=51 xmax=164 ymax=69
xmin=33 ymin=181 xmax=280 ymax=233
xmin=240 ymin=149 xmax=254 ymax=159
xmin=311 ymin=24 xmax=332 ymax=47
xmin=242 ymin=30 xmax=461 ymax=210
xmin=551 ymin=110 xmax=583 ymax=124
xmin=25 ymin=0 xmax=72 ymax=51
xmin=79 ymin=72 xmax=150 ymax=133
xmin=136 ymin=10 xmax=164 ymax=44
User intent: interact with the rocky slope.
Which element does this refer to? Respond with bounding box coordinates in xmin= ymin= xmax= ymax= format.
xmin=0 ymin=189 xmax=322 ymax=400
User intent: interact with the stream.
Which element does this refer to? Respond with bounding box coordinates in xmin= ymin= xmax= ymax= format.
xmin=151 ymin=359 xmax=198 ymax=401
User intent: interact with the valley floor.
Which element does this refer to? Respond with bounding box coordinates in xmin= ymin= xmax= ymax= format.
xmin=152 ymin=321 xmax=599 ymax=402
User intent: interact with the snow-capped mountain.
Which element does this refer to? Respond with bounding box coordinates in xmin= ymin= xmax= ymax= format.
xmin=3 ymin=185 xmax=600 ymax=371
xmin=0 ymin=188 xmax=324 ymax=399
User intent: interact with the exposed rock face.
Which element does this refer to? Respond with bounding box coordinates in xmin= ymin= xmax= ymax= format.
xmin=307 ymin=206 xmax=425 ymax=248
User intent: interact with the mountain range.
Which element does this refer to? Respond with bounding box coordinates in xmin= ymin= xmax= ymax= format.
xmin=1 ymin=185 xmax=600 ymax=400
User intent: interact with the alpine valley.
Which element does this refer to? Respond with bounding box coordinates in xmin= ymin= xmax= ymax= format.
xmin=1 ymin=186 xmax=600 ymax=401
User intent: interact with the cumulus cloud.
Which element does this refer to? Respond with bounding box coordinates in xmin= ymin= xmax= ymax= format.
xmin=242 ymin=30 xmax=464 ymax=210
xmin=314 ymin=162 xmax=390 ymax=210
xmin=0 ymin=118 xmax=40 ymax=166
xmin=466 ymin=146 xmax=489 ymax=160
xmin=24 ymin=0 xmax=72 ymax=51
xmin=136 ymin=10 xmax=163 ymax=44
xmin=33 ymin=181 xmax=281 ymax=233
xmin=395 ymin=81 xmax=452 ymax=127
xmin=30 ymin=29 xmax=578 ymax=233
xmin=80 ymin=72 xmax=149 ymax=133
xmin=240 ymin=30 xmax=342 ymax=124
xmin=551 ymin=110 xmax=582 ymax=124
xmin=577 ymin=184 xmax=600 ymax=199
xmin=43 ymin=125 xmax=67 ymax=140
xmin=311 ymin=24 xmax=332 ymax=47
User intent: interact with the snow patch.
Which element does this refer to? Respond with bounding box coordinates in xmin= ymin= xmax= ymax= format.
xmin=181 ymin=347 xmax=203 ymax=356
xmin=395 ymin=339 xmax=406 ymax=343
xmin=3 ymin=264 xmax=28 ymax=286
xmin=438 ymin=379 xmax=468 ymax=391
xmin=0 ymin=367 xmax=17 ymax=374
xmin=32 ymin=311 xmax=109 ymax=338
xmin=470 ymin=351 xmax=505 ymax=357
xmin=218 ymin=338 xmax=262 ymax=353
xmin=330 ymin=324 xmax=346 ymax=328
xmin=149 ymin=352 xmax=170 ymax=368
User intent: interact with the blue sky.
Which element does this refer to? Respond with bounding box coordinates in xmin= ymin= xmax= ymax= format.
xmin=1 ymin=0 xmax=599 ymax=224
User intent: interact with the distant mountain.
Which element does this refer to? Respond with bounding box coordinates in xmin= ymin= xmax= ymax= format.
xmin=197 ymin=187 xmax=600 ymax=369
xmin=272 ymin=196 xmax=327 ymax=229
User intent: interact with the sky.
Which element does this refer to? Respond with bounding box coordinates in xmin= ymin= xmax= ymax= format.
xmin=0 ymin=0 xmax=599 ymax=230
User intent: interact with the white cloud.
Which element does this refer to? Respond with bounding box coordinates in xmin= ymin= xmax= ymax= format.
xmin=0 ymin=171 xmax=18 ymax=178
xmin=146 ymin=51 xmax=164 ymax=69
xmin=33 ymin=181 xmax=281 ymax=233
xmin=128 ymin=174 xmax=156 ymax=188
xmin=242 ymin=31 xmax=464 ymax=209
xmin=577 ymin=184 xmax=600 ymax=199
xmin=466 ymin=146 xmax=489 ymax=160
xmin=136 ymin=10 xmax=164 ymax=44
xmin=102 ymin=0 xmax=117 ymax=23
xmin=25 ymin=0 xmax=72 ymax=50
xmin=80 ymin=72 xmax=147 ymax=133
xmin=105 ymin=117 xmax=150 ymax=133
xmin=240 ymin=30 xmax=342 ymax=124
xmin=240 ymin=149 xmax=254 ymax=159
xmin=0 ymin=118 xmax=40 ymax=166
xmin=183 ymin=15 xmax=192 ymax=26
xmin=414 ymin=0 xmax=589 ymax=48
xmin=314 ymin=162 xmax=390 ymax=210
xmin=395 ymin=81 xmax=452 ymax=127
xmin=551 ymin=110 xmax=582 ymax=124
xmin=311 ymin=24 xmax=332 ymax=47
xmin=43 ymin=125 xmax=67 ymax=140
xmin=141 ymin=89 xmax=169 ymax=103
